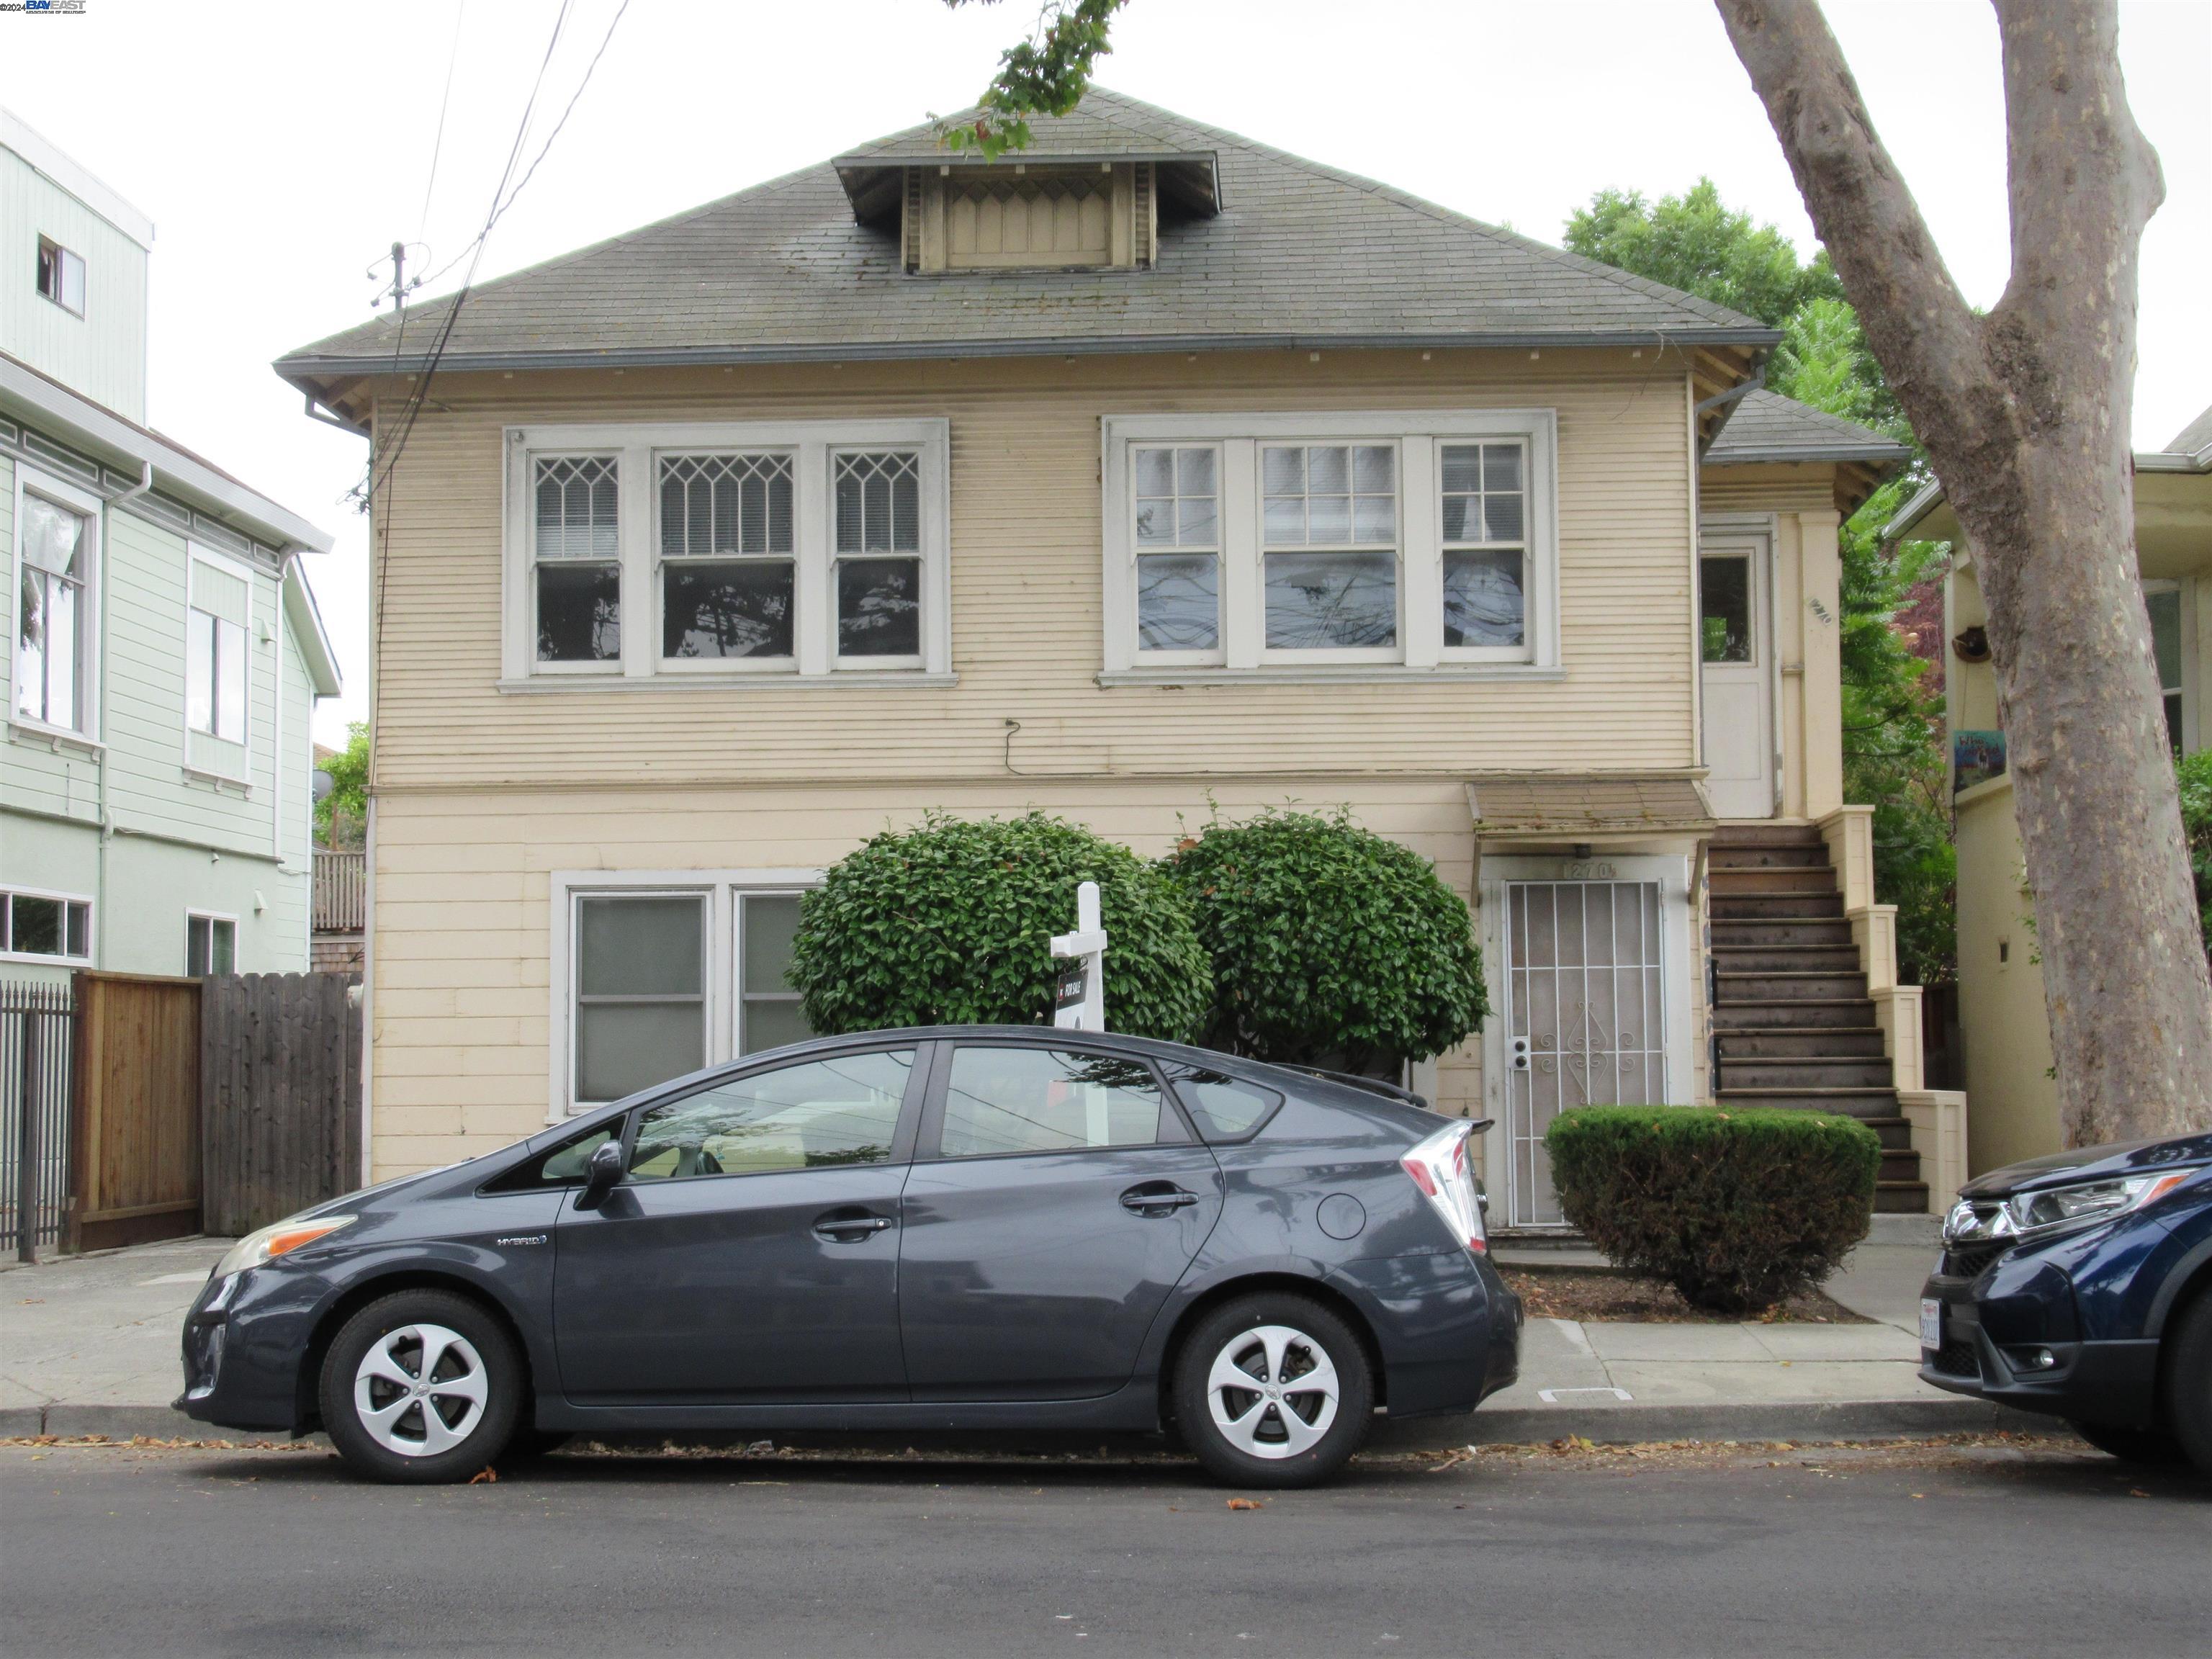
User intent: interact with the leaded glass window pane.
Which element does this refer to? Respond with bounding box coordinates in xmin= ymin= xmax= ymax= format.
xmin=534 ymin=457 xmax=619 ymax=561
xmin=660 ymin=454 xmax=793 ymax=557
xmin=534 ymin=457 xmax=621 ymax=663
xmin=834 ymin=452 xmax=920 ymax=554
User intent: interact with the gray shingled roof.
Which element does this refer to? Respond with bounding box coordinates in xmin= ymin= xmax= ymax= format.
xmin=2162 ymin=405 xmax=2212 ymax=461
xmin=1703 ymin=390 xmax=1913 ymax=467
xmin=278 ymin=89 xmax=1775 ymax=387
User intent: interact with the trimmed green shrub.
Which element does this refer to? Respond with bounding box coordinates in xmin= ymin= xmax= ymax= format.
xmin=1544 ymin=1106 xmax=1879 ymax=1314
xmin=1160 ymin=806 xmax=1487 ymax=1069
xmin=788 ymin=811 xmax=1211 ymax=1042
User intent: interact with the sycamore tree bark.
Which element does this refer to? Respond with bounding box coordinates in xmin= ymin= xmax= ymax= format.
xmin=1717 ymin=0 xmax=2210 ymax=1141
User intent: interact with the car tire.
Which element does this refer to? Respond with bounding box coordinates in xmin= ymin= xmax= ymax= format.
xmin=320 ymin=1290 xmax=523 ymax=1485
xmin=2166 ymin=1287 xmax=2212 ymax=1478
xmin=2066 ymin=1418 xmax=2191 ymax=1467
xmin=1172 ymin=1292 xmax=1373 ymax=1489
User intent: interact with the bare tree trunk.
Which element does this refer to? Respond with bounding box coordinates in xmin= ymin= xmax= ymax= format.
xmin=1717 ymin=0 xmax=2211 ymax=1143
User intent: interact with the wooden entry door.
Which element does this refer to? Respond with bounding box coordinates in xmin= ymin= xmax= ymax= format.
xmin=1502 ymin=882 xmax=1668 ymax=1228
xmin=71 ymin=971 xmax=202 ymax=1252
xmin=1700 ymin=531 xmax=1775 ymax=819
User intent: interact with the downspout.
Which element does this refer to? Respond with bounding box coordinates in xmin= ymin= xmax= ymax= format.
xmin=1694 ymin=354 xmax=1768 ymax=459
xmin=96 ymin=459 xmax=156 ymax=968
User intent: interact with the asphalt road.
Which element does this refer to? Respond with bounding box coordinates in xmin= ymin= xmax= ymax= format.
xmin=2 ymin=1439 xmax=2206 ymax=1658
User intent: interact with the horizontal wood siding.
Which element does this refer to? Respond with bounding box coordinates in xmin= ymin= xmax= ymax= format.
xmin=364 ymin=780 xmax=1485 ymax=1176
xmin=367 ymin=349 xmax=1699 ymax=788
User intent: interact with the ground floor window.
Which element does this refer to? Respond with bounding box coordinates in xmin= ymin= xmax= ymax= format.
xmin=554 ymin=873 xmax=822 ymax=1115
xmin=1 ymin=889 xmax=92 ymax=963
xmin=185 ymin=913 xmax=236 ymax=976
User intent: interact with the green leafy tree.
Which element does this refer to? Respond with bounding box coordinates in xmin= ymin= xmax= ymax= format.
xmin=1161 ymin=808 xmax=1487 ymax=1071
xmin=938 ymin=0 xmax=1128 ymax=159
xmin=1563 ymin=179 xmax=1843 ymax=331
xmin=787 ymin=811 xmax=1210 ymax=1041
xmin=315 ymin=721 xmax=369 ymax=849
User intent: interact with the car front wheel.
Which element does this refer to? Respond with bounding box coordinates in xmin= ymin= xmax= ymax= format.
xmin=320 ymin=1290 xmax=523 ymax=1484
xmin=2167 ymin=1289 xmax=2212 ymax=1478
xmin=1172 ymin=1292 xmax=1374 ymax=1488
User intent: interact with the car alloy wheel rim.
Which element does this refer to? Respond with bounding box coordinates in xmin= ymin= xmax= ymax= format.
xmin=353 ymin=1323 xmax=490 ymax=1457
xmin=1205 ymin=1323 xmax=1341 ymax=1460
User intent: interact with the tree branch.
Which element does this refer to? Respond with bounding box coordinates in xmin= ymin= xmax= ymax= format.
xmin=1713 ymin=1 xmax=1989 ymax=459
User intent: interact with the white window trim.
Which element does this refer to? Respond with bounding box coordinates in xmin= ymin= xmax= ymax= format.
xmin=183 ymin=541 xmax=255 ymax=775
xmin=37 ymin=236 xmax=86 ymax=318
xmin=1100 ymin=410 xmax=1560 ymax=679
xmin=504 ymin=421 xmax=952 ymax=685
xmin=184 ymin=909 xmax=240 ymax=976
xmin=0 ymin=883 xmax=96 ymax=967
xmin=546 ymin=868 xmax=824 ymax=1122
xmin=9 ymin=464 xmax=104 ymax=745
xmin=2144 ymin=578 xmax=2199 ymax=753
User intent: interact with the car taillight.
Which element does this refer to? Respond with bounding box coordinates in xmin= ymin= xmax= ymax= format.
xmin=1402 ymin=1120 xmax=1485 ymax=1254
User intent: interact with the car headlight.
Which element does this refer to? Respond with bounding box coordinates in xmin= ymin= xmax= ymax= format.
xmin=2003 ymin=1172 xmax=2193 ymax=1241
xmin=214 ymin=1215 xmax=358 ymax=1278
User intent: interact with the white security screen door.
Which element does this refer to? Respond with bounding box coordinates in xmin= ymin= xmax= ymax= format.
xmin=1503 ymin=881 xmax=1668 ymax=1228
xmin=1699 ymin=532 xmax=1774 ymax=819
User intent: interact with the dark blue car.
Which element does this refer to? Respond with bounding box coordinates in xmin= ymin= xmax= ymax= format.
xmin=179 ymin=1027 xmax=1520 ymax=1487
xmin=1919 ymin=1128 xmax=2212 ymax=1473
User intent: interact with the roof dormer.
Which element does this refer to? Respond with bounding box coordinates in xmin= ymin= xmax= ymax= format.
xmin=834 ymin=143 xmax=1219 ymax=274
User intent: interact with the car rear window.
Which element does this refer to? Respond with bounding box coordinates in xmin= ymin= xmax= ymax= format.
xmin=1168 ymin=1069 xmax=1283 ymax=1142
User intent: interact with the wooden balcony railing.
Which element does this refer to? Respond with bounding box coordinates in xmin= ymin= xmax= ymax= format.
xmin=312 ymin=849 xmax=367 ymax=932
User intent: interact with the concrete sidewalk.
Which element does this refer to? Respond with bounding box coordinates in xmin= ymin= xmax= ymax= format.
xmin=0 ymin=1220 xmax=2050 ymax=1448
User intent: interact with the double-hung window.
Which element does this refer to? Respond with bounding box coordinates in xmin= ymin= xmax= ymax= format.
xmin=185 ymin=548 xmax=251 ymax=778
xmin=186 ymin=913 xmax=236 ymax=976
xmin=14 ymin=475 xmax=99 ymax=736
xmin=2144 ymin=583 xmax=2197 ymax=755
xmin=505 ymin=421 xmax=949 ymax=684
xmin=552 ymin=873 xmax=824 ymax=1116
xmin=1102 ymin=412 xmax=1557 ymax=678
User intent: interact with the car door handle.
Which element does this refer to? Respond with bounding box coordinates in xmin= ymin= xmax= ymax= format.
xmin=1120 ymin=1184 xmax=1200 ymax=1216
xmin=813 ymin=1212 xmax=893 ymax=1242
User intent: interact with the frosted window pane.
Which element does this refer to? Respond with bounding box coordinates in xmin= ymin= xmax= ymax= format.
xmin=742 ymin=894 xmax=804 ymax=996
xmin=578 ymin=896 xmax=702 ymax=997
xmin=577 ymin=1004 xmax=705 ymax=1104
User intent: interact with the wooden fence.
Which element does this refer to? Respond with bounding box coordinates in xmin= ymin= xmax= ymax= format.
xmin=201 ymin=973 xmax=363 ymax=1236
xmin=71 ymin=971 xmax=203 ymax=1253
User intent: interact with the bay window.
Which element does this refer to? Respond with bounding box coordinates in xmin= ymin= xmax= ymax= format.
xmin=505 ymin=421 xmax=949 ymax=685
xmin=1102 ymin=410 xmax=1558 ymax=679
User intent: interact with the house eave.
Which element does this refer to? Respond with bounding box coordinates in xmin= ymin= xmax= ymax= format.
xmin=277 ymin=325 xmax=1783 ymax=407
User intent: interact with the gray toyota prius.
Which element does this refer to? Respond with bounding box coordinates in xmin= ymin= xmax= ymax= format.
xmin=178 ymin=1026 xmax=1521 ymax=1488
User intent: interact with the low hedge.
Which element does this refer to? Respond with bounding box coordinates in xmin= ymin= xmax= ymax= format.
xmin=1545 ymin=1106 xmax=1879 ymax=1314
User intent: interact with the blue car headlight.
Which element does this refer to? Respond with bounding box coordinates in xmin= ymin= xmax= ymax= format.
xmin=2003 ymin=1172 xmax=2193 ymax=1243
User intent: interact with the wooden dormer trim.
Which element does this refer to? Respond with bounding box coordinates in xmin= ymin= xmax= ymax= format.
xmin=903 ymin=163 xmax=1158 ymax=274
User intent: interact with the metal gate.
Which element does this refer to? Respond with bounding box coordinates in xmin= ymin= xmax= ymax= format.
xmin=1502 ymin=881 xmax=1668 ymax=1228
xmin=1 ymin=981 xmax=75 ymax=1259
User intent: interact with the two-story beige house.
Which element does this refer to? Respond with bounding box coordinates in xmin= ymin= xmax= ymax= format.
xmin=278 ymin=92 xmax=1948 ymax=1224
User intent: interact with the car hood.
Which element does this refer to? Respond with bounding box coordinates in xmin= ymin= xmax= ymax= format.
xmin=1959 ymin=1130 xmax=2212 ymax=1200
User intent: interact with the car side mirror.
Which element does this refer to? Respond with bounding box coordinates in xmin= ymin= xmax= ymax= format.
xmin=576 ymin=1141 xmax=626 ymax=1211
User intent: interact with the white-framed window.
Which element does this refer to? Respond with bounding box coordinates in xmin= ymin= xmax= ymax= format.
xmin=1101 ymin=410 xmax=1560 ymax=679
xmin=504 ymin=421 xmax=950 ymax=685
xmin=12 ymin=469 xmax=102 ymax=737
xmin=184 ymin=545 xmax=252 ymax=778
xmin=37 ymin=236 xmax=86 ymax=317
xmin=548 ymin=871 xmax=825 ymax=1118
xmin=2144 ymin=582 xmax=2197 ymax=756
xmin=185 ymin=912 xmax=237 ymax=976
xmin=0 ymin=887 xmax=93 ymax=965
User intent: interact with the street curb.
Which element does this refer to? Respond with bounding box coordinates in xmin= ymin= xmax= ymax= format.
xmin=5 ymin=1397 xmax=2065 ymax=1452
xmin=1373 ymin=1396 xmax=2062 ymax=1450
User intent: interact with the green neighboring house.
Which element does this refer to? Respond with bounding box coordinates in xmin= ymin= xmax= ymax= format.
xmin=3 ymin=110 xmax=341 ymax=984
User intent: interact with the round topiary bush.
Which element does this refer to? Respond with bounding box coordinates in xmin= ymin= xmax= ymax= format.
xmin=1159 ymin=807 xmax=1488 ymax=1069
xmin=787 ymin=811 xmax=1212 ymax=1042
xmin=1544 ymin=1106 xmax=1880 ymax=1314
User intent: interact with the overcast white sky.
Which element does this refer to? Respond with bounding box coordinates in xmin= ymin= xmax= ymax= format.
xmin=7 ymin=0 xmax=2207 ymax=744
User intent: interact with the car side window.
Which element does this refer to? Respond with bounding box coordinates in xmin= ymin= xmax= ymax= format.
xmin=485 ymin=1122 xmax=618 ymax=1190
xmin=626 ymin=1049 xmax=915 ymax=1181
xmin=1168 ymin=1069 xmax=1283 ymax=1142
xmin=938 ymin=1047 xmax=1169 ymax=1158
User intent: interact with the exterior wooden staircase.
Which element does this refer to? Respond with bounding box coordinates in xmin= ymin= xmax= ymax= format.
xmin=1708 ymin=824 xmax=1930 ymax=1214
